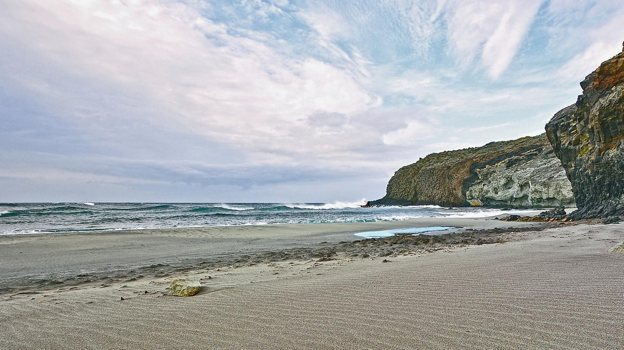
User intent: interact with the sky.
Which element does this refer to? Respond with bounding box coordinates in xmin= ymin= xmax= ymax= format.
xmin=0 ymin=0 xmax=623 ymax=203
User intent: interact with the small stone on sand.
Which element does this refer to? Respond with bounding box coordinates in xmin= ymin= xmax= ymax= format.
xmin=168 ymin=279 xmax=202 ymax=297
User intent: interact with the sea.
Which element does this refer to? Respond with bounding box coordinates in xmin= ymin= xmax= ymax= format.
xmin=0 ymin=201 xmax=534 ymax=235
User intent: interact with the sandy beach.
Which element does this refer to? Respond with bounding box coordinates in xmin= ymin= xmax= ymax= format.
xmin=0 ymin=216 xmax=539 ymax=294
xmin=1 ymin=217 xmax=623 ymax=349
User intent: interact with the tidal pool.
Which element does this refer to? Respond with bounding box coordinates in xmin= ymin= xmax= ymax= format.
xmin=354 ymin=226 xmax=452 ymax=239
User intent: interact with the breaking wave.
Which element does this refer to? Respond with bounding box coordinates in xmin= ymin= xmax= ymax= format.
xmin=284 ymin=199 xmax=368 ymax=210
xmin=0 ymin=201 xmax=544 ymax=235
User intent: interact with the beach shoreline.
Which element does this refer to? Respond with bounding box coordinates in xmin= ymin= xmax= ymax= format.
xmin=1 ymin=220 xmax=622 ymax=349
xmin=0 ymin=215 xmax=546 ymax=295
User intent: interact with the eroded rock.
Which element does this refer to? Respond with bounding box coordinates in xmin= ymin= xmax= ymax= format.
xmin=546 ymin=52 xmax=624 ymax=219
xmin=371 ymin=134 xmax=574 ymax=208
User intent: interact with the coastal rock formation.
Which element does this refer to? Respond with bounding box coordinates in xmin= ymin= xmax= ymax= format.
xmin=168 ymin=279 xmax=202 ymax=297
xmin=546 ymin=52 xmax=624 ymax=218
xmin=372 ymin=134 xmax=574 ymax=208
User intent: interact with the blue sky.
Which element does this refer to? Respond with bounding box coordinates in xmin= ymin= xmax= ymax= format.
xmin=0 ymin=0 xmax=622 ymax=202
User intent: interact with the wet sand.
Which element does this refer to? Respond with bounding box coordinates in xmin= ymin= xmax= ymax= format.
xmin=2 ymin=217 xmax=624 ymax=349
xmin=0 ymin=216 xmax=539 ymax=294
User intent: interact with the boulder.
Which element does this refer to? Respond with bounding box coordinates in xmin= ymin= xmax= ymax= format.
xmin=539 ymin=205 xmax=567 ymax=219
xmin=168 ymin=279 xmax=201 ymax=297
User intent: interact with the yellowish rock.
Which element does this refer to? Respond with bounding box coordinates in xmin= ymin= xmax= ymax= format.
xmin=609 ymin=241 xmax=624 ymax=253
xmin=168 ymin=279 xmax=202 ymax=296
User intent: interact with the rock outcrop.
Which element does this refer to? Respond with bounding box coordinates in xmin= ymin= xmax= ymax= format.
xmin=372 ymin=134 xmax=574 ymax=208
xmin=546 ymin=52 xmax=624 ymax=218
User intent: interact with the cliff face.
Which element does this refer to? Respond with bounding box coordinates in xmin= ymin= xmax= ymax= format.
xmin=372 ymin=134 xmax=574 ymax=208
xmin=545 ymin=52 xmax=624 ymax=218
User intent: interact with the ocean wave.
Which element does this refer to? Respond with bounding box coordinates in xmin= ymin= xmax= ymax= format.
xmin=1 ymin=202 xmax=548 ymax=236
xmin=108 ymin=204 xmax=176 ymax=211
xmin=442 ymin=209 xmax=537 ymax=219
xmin=0 ymin=206 xmax=92 ymax=217
xmin=42 ymin=205 xmax=86 ymax=211
xmin=210 ymin=212 xmax=238 ymax=217
xmin=372 ymin=205 xmax=443 ymax=210
xmin=373 ymin=216 xmax=415 ymax=221
xmin=292 ymin=215 xmax=419 ymax=225
xmin=285 ymin=199 xmax=368 ymax=210
xmin=189 ymin=207 xmax=225 ymax=213
xmin=213 ymin=204 xmax=254 ymax=211
xmin=258 ymin=205 xmax=296 ymax=211
xmin=138 ymin=204 xmax=175 ymax=210
xmin=189 ymin=204 xmax=253 ymax=213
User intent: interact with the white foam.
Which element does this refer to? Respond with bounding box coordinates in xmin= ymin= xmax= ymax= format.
xmin=373 ymin=216 xmax=414 ymax=221
xmin=285 ymin=199 xmax=368 ymax=210
xmin=443 ymin=209 xmax=537 ymax=219
xmin=214 ymin=204 xmax=254 ymax=211
xmin=375 ymin=205 xmax=443 ymax=210
xmin=355 ymin=226 xmax=452 ymax=238
xmin=0 ymin=210 xmax=10 ymax=216
xmin=83 ymin=202 xmax=95 ymax=206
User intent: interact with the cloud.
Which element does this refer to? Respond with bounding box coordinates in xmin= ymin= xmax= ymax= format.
xmin=307 ymin=112 xmax=348 ymax=131
xmin=1 ymin=0 xmax=624 ymax=201
xmin=299 ymin=6 xmax=350 ymax=42
xmin=443 ymin=0 xmax=544 ymax=79
xmin=241 ymin=0 xmax=284 ymax=19
xmin=0 ymin=0 xmax=377 ymax=157
xmin=556 ymin=9 xmax=624 ymax=82
xmin=382 ymin=120 xmax=437 ymax=146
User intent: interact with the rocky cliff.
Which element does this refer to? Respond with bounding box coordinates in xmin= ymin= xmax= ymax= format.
xmin=371 ymin=134 xmax=574 ymax=208
xmin=545 ymin=51 xmax=624 ymax=218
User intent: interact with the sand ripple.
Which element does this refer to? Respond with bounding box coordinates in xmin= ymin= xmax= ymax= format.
xmin=1 ymin=225 xmax=624 ymax=349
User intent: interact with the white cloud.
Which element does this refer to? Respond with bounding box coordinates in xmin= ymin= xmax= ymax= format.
xmin=241 ymin=0 xmax=284 ymax=19
xmin=299 ymin=6 xmax=350 ymax=42
xmin=443 ymin=0 xmax=543 ymax=79
xmin=0 ymin=0 xmax=378 ymax=160
xmin=382 ymin=120 xmax=437 ymax=146
xmin=556 ymin=10 xmax=624 ymax=82
xmin=269 ymin=0 xmax=290 ymax=7
xmin=2 ymin=0 xmax=624 ymax=201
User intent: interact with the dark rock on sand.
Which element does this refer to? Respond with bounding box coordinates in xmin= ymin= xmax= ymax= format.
xmin=602 ymin=216 xmax=621 ymax=225
xmin=546 ymin=51 xmax=624 ymax=219
xmin=539 ymin=205 xmax=567 ymax=220
xmin=371 ymin=134 xmax=574 ymax=208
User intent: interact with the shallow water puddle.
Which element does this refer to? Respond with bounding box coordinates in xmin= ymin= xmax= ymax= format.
xmin=354 ymin=226 xmax=452 ymax=238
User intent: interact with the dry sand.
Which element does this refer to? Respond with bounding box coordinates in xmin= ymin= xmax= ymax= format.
xmin=1 ymin=218 xmax=623 ymax=349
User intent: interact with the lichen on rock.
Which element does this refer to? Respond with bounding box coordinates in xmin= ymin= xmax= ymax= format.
xmin=168 ymin=279 xmax=202 ymax=297
xmin=546 ymin=52 xmax=624 ymax=219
